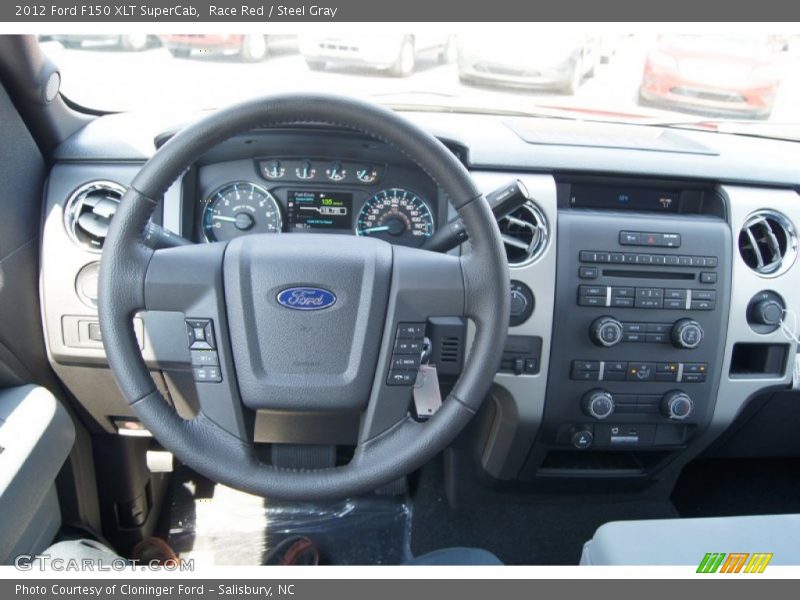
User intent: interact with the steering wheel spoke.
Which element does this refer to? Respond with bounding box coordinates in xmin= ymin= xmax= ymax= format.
xmin=359 ymin=246 xmax=467 ymax=440
xmin=143 ymin=242 xmax=252 ymax=440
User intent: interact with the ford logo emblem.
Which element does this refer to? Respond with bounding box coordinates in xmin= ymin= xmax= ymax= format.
xmin=276 ymin=287 xmax=337 ymax=311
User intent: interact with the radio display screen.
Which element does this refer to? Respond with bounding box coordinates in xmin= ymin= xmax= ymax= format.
xmin=287 ymin=191 xmax=353 ymax=231
xmin=570 ymin=185 xmax=680 ymax=212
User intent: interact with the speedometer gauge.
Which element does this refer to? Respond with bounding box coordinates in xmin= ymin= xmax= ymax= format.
xmin=355 ymin=188 xmax=434 ymax=248
xmin=202 ymin=181 xmax=282 ymax=242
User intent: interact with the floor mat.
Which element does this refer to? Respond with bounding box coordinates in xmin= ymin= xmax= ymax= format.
xmin=410 ymin=458 xmax=678 ymax=565
xmin=672 ymin=457 xmax=800 ymax=518
xmin=164 ymin=468 xmax=411 ymax=566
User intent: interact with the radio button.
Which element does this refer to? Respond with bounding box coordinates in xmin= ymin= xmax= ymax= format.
xmin=612 ymin=287 xmax=635 ymax=298
xmin=700 ymin=272 xmax=718 ymax=284
xmin=610 ymin=252 xmax=624 ymax=263
xmin=663 ymin=299 xmax=684 ymax=310
xmin=664 ymin=289 xmax=688 ymax=300
xmin=611 ymin=297 xmax=634 ymax=308
xmin=665 ymin=256 xmax=680 ymax=266
xmin=690 ymin=300 xmax=715 ymax=311
xmin=619 ymin=231 xmax=642 ymax=245
xmin=579 ymin=295 xmax=606 ymax=307
xmin=692 ymin=290 xmax=717 ymax=301
xmin=580 ymin=285 xmax=607 ymax=297
xmin=579 ymin=266 xmax=599 ymax=279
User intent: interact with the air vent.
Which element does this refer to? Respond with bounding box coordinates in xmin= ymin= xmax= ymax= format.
xmin=738 ymin=210 xmax=797 ymax=277
xmin=64 ymin=181 xmax=125 ymax=252
xmin=440 ymin=337 xmax=461 ymax=363
xmin=498 ymin=202 xmax=549 ymax=266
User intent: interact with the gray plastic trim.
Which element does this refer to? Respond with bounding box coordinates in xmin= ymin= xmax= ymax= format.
xmin=468 ymin=172 xmax=558 ymax=479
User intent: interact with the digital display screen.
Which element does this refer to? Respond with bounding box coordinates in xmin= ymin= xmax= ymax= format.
xmin=569 ymin=185 xmax=680 ymax=212
xmin=287 ymin=191 xmax=353 ymax=231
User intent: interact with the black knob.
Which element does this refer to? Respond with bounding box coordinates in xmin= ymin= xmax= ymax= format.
xmin=671 ymin=319 xmax=704 ymax=349
xmin=590 ymin=316 xmax=624 ymax=347
xmin=752 ymin=299 xmax=784 ymax=327
xmin=571 ymin=428 xmax=594 ymax=449
xmin=582 ymin=389 xmax=615 ymax=420
xmin=661 ymin=390 xmax=694 ymax=420
xmin=509 ymin=281 xmax=534 ymax=326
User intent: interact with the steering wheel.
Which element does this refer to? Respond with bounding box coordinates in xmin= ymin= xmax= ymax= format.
xmin=98 ymin=94 xmax=510 ymax=500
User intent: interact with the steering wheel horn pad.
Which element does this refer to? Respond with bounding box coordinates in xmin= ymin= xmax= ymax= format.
xmin=99 ymin=94 xmax=510 ymax=500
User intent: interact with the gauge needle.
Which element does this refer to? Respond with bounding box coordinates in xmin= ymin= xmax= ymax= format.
xmin=361 ymin=225 xmax=391 ymax=234
xmin=211 ymin=215 xmax=238 ymax=223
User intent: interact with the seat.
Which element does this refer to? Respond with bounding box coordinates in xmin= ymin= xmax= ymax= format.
xmin=580 ymin=514 xmax=800 ymax=566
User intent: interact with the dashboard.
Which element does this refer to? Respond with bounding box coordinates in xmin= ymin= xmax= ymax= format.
xmin=39 ymin=109 xmax=800 ymax=491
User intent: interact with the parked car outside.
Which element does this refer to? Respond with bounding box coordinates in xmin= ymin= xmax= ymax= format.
xmin=299 ymin=34 xmax=456 ymax=77
xmin=456 ymin=35 xmax=600 ymax=94
xmin=159 ymin=34 xmax=297 ymax=62
xmin=638 ymin=35 xmax=784 ymax=119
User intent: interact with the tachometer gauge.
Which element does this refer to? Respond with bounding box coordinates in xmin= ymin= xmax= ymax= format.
xmin=202 ymin=182 xmax=282 ymax=242
xmin=355 ymin=188 xmax=434 ymax=248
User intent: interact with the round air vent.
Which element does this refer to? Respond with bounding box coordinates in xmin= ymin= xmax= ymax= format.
xmin=498 ymin=201 xmax=549 ymax=266
xmin=738 ymin=210 xmax=797 ymax=277
xmin=63 ymin=181 xmax=125 ymax=252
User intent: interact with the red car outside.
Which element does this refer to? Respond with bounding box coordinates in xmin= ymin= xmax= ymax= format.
xmin=159 ymin=34 xmax=296 ymax=62
xmin=638 ymin=36 xmax=783 ymax=120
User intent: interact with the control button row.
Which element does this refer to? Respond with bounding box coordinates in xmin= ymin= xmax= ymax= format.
xmin=578 ymin=286 xmax=716 ymax=310
xmin=619 ymin=231 xmax=681 ymax=248
xmin=387 ymin=322 xmax=425 ymax=386
xmin=571 ymin=360 xmax=707 ymax=383
xmin=186 ymin=319 xmax=222 ymax=383
xmin=579 ymin=250 xmax=718 ymax=268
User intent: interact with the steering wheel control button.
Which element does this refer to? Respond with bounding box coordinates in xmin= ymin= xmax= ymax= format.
xmin=582 ymin=389 xmax=615 ymax=420
xmin=186 ymin=319 xmax=216 ymax=350
xmin=193 ymin=366 xmax=222 ymax=384
xmin=394 ymin=339 xmax=423 ymax=355
xmin=671 ymin=319 xmax=704 ymax=349
xmin=590 ymin=316 xmax=624 ymax=347
xmin=387 ymin=322 xmax=426 ymax=385
xmin=661 ymin=391 xmax=694 ymax=420
xmin=191 ymin=350 xmax=220 ymax=367
xmin=396 ymin=323 xmax=425 ymax=339
xmin=571 ymin=429 xmax=594 ymax=449
xmin=509 ymin=281 xmax=535 ymax=326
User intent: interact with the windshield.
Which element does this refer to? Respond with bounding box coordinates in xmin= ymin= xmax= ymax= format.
xmin=39 ymin=32 xmax=800 ymax=136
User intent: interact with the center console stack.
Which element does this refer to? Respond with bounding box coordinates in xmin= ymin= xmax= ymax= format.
xmin=522 ymin=177 xmax=731 ymax=480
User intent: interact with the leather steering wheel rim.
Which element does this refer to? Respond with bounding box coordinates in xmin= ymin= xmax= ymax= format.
xmin=98 ymin=93 xmax=510 ymax=500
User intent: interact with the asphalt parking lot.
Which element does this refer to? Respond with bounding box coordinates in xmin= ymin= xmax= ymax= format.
xmin=41 ymin=36 xmax=800 ymax=124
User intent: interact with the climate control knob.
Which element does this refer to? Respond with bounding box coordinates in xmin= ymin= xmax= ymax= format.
xmin=661 ymin=390 xmax=694 ymax=421
xmin=590 ymin=316 xmax=624 ymax=347
xmin=671 ymin=319 xmax=704 ymax=349
xmin=582 ymin=389 xmax=615 ymax=420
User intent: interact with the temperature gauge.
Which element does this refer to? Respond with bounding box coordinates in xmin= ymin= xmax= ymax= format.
xmin=326 ymin=161 xmax=347 ymax=182
xmin=355 ymin=166 xmax=379 ymax=184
